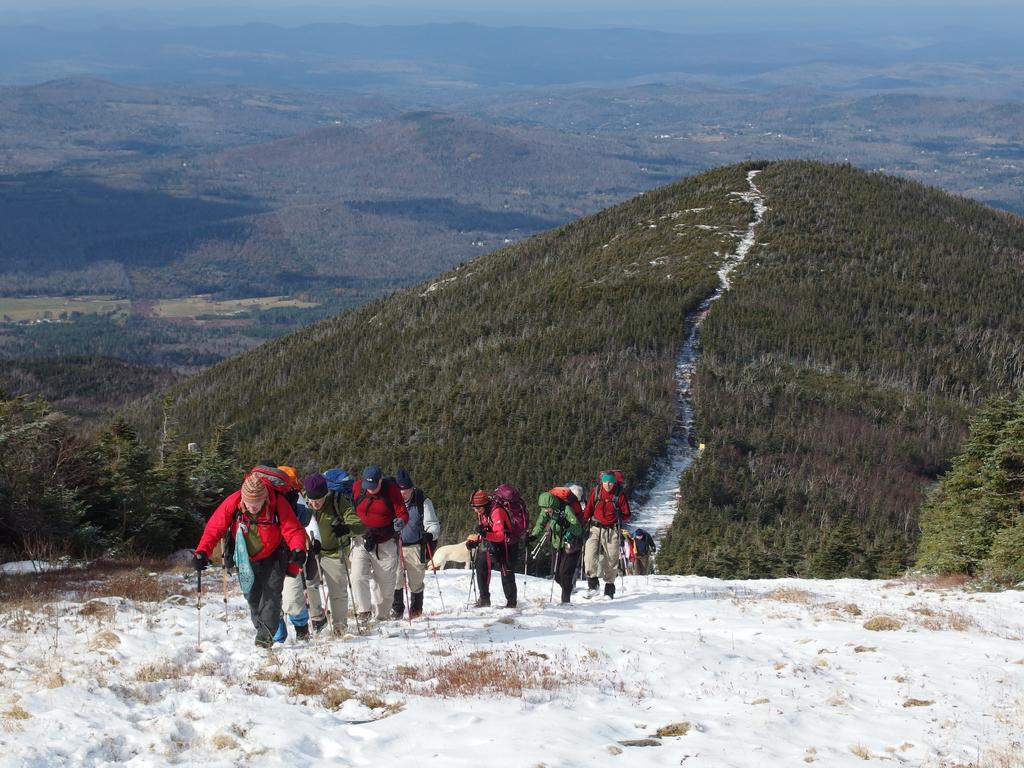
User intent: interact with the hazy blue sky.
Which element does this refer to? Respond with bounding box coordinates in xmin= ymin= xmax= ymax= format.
xmin=1 ymin=0 xmax=1018 ymax=8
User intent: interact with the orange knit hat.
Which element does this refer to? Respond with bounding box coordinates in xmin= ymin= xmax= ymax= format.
xmin=241 ymin=474 xmax=268 ymax=506
xmin=470 ymin=489 xmax=489 ymax=507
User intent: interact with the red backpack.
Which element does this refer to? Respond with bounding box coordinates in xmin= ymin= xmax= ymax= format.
xmin=247 ymin=464 xmax=292 ymax=496
xmin=589 ymin=469 xmax=628 ymax=516
xmin=550 ymin=486 xmax=584 ymax=524
xmin=491 ymin=484 xmax=529 ymax=544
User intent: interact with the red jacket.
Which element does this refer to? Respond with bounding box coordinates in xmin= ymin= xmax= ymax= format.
xmin=583 ymin=486 xmax=631 ymax=526
xmin=477 ymin=503 xmax=512 ymax=544
xmin=196 ymin=488 xmax=306 ymax=561
xmin=351 ymin=478 xmax=409 ymax=530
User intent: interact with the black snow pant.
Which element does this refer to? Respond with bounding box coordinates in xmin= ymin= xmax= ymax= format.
xmin=476 ymin=540 xmax=519 ymax=607
xmin=555 ymin=548 xmax=582 ymax=602
xmin=246 ymin=547 xmax=286 ymax=644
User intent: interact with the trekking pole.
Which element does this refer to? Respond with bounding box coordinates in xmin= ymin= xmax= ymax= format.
xmin=467 ymin=546 xmax=478 ymax=606
xmin=397 ymin=537 xmax=412 ymax=625
xmin=343 ymin=544 xmax=364 ymax=636
xmin=424 ymin=540 xmax=445 ymax=612
xmin=196 ymin=569 xmax=203 ymax=651
xmin=221 ymin=536 xmax=229 ymax=636
xmin=549 ymin=549 xmax=560 ymax=604
xmin=522 ymin=539 xmax=528 ymax=601
xmin=615 ymin=521 xmax=626 ymax=592
xmin=317 ymin=555 xmax=331 ymax=627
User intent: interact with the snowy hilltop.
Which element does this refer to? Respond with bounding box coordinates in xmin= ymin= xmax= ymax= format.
xmin=1 ymin=566 xmax=1021 ymax=767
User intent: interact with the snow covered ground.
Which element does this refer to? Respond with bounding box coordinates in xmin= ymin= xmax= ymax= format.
xmin=1 ymin=567 xmax=1021 ymax=767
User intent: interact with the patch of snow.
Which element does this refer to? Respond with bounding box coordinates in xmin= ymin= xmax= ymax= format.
xmin=0 ymin=560 xmax=66 ymax=575
xmin=421 ymin=276 xmax=459 ymax=296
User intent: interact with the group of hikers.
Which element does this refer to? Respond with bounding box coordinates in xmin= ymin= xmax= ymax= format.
xmin=191 ymin=463 xmax=657 ymax=648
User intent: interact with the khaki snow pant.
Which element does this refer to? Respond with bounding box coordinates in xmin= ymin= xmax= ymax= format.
xmin=635 ymin=554 xmax=652 ymax=576
xmin=350 ymin=537 xmax=399 ymax=620
xmin=400 ymin=540 xmax=426 ymax=594
xmin=315 ymin=553 xmax=351 ymax=631
xmin=281 ymin=570 xmax=308 ymax=618
xmin=585 ymin=525 xmax=621 ymax=585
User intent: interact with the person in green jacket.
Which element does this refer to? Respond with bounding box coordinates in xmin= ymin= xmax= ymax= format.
xmin=303 ymin=472 xmax=363 ymax=635
xmin=532 ymin=490 xmax=583 ymax=604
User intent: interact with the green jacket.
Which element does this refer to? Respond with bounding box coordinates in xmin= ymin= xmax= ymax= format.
xmin=314 ymin=492 xmax=363 ymax=557
xmin=533 ymin=492 xmax=582 ymax=551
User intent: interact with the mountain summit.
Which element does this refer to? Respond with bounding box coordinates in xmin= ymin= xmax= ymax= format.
xmin=135 ymin=161 xmax=1024 ymax=575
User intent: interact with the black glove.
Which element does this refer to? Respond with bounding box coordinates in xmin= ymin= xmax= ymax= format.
xmin=191 ymin=551 xmax=209 ymax=571
xmin=289 ymin=548 xmax=306 ymax=565
xmin=475 ymin=524 xmax=486 ymax=536
xmin=422 ymin=532 xmax=434 ymax=546
xmin=331 ymin=521 xmax=350 ymax=537
xmin=308 ymin=539 xmax=322 ymax=557
xmin=465 ymin=537 xmax=480 ymax=550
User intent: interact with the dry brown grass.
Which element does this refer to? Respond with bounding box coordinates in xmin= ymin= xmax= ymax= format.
xmin=2 ymin=704 xmax=31 ymax=720
xmin=0 ymin=559 xmax=180 ymax=609
xmin=909 ymin=606 xmax=974 ymax=632
xmin=766 ymin=588 xmax=814 ymax=604
xmin=386 ymin=645 xmax=630 ymax=700
xmin=79 ymin=600 xmax=117 ymax=622
xmin=864 ymin=616 xmax=903 ymax=631
xmin=655 ymin=722 xmax=691 ymax=737
xmin=853 ymin=645 xmax=877 ymax=653
xmin=322 ymin=686 xmax=358 ymax=710
xmin=903 ymin=698 xmax=934 ymax=708
xmin=89 ymin=630 xmax=121 ymax=650
xmin=850 ymin=744 xmax=871 ymax=760
xmin=210 ymin=733 xmax=239 ymax=750
xmin=135 ymin=659 xmax=185 ymax=683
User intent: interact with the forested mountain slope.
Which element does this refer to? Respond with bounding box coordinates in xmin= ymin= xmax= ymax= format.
xmin=135 ymin=162 xmax=1024 ymax=565
xmin=657 ymin=162 xmax=1024 ymax=578
xmin=131 ymin=164 xmax=756 ymax=535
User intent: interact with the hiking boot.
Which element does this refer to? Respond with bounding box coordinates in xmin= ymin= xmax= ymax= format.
xmin=474 ymin=596 xmax=491 ymax=608
xmin=587 ymin=577 xmax=599 ymax=591
xmin=604 ymin=582 xmax=616 ymax=599
xmin=254 ymin=636 xmax=274 ymax=649
xmin=312 ymin=617 xmax=328 ymax=634
xmin=355 ymin=611 xmax=372 ymax=623
xmin=504 ymin=600 xmax=517 ymax=609
xmin=391 ymin=589 xmax=405 ymax=620
xmin=295 ymin=624 xmax=310 ymax=641
xmin=409 ymin=590 xmax=424 ymax=619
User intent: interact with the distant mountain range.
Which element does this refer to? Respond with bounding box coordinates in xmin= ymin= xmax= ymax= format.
xmin=1 ymin=19 xmax=1021 ymax=92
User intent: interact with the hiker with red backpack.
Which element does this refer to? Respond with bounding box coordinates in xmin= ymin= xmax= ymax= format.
xmin=466 ymin=485 xmax=528 ymax=608
xmin=583 ymin=470 xmax=631 ymax=599
xmin=531 ymin=487 xmax=583 ymax=604
xmin=350 ymin=464 xmax=409 ymax=624
xmin=192 ymin=465 xmax=307 ymax=649
xmin=391 ymin=467 xmax=441 ymax=620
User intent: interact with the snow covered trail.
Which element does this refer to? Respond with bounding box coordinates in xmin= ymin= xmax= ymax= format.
xmin=2 ymin=568 xmax=1021 ymax=767
xmin=632 ymin=170 xmax=767 ymax=538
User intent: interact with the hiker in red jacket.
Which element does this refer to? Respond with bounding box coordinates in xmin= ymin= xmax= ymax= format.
xmin=192 ymin=470 xmax=307 ymax=648
xmin=466 ymin=489 xmax=519 ymax=608
xmin=583 ymin=471 xmax=631 ymax=598
xmin=349 ymin=464 xmax=409 ymax=623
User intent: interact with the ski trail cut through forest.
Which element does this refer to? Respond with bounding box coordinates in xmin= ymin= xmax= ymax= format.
xmin=632 ymin=169 xmax=767 ymax=539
